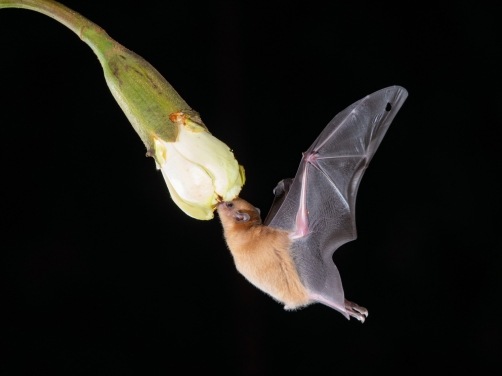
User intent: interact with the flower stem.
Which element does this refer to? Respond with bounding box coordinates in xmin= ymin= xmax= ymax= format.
xmin=0 ymin=0 xmax=115 ymax=64
xmin=0 ymin=0 xmax=197 ymax=149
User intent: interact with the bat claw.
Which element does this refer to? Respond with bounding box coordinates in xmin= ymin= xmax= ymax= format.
xmin=345 ymin=300 xmax=368 ymax=323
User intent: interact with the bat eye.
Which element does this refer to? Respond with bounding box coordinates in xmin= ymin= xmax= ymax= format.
xmin=226 ymin=202 xmax=234 ymax=209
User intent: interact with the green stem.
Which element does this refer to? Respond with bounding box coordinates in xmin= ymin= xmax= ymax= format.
xmin=0 ymin=0 xmax=198 ymax=149
xmin=0 ymin=0 xmax=115 ymax=64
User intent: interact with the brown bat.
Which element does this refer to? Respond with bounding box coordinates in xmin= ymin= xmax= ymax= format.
xmin=218 ymin=86 xmax=408 ymax=322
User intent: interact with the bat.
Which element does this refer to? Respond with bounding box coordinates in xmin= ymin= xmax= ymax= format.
xmin=218 ymin=86 xmax=408 ymax=322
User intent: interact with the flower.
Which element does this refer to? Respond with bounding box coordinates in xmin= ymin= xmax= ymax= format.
xmin=0 ymin=0 xmax=245 ymax=219
xmin=153 ymin=112 xmax=245 ymax=220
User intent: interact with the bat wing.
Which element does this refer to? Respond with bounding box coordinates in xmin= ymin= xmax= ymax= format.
xmin=263 ymin=178 xmax=294 ymax=226
xmin=266 ymin=86 xmax=408 ymax=317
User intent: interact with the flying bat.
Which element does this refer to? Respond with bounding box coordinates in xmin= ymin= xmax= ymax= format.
xmin=218 ymin=86 xmax=408 ymax=322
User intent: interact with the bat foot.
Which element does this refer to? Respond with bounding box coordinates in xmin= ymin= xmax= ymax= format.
xmin=345 ymin=300 xmax=368 ymax=323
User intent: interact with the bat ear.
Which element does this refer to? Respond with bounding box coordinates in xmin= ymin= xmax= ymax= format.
xmin=255 ymin=207 xmax=261 ymax=215
xmin=234 ymin=211 xmax=250 ymax=222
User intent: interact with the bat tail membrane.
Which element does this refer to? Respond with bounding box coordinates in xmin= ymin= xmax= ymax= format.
xmin=267 ymin=86 xmax=408 ymax=318
xmin=307 ymin=256 xmax=350 ymax=319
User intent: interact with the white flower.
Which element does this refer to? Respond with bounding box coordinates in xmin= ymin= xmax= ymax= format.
xmin=154 ymin=113 xmax=245 ymax=220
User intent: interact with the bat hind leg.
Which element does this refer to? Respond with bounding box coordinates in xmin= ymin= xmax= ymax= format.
xmin=345 ymin=300 xmax=368 ymax=323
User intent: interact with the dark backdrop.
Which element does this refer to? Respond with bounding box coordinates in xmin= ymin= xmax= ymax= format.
xmin=0 ymin=0 xmax=500 ymax=374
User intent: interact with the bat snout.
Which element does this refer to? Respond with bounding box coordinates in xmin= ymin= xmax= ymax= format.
xmin=216 ymin=201 xmax=233 ymax=217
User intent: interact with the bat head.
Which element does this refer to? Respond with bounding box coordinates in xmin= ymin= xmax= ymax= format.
xmin=217 ymin=198 xmax=262 ymax=228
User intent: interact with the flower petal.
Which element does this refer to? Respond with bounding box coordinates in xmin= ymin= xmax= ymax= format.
xmin=161 ymin=171 xmax=215 ymax=220
xmin=173 ymin=125 xmax=242 ymax=201
xmin=155 ymin=140 xmax=218 ymax=219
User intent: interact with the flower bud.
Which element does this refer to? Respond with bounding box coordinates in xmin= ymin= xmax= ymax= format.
xmin=154 ymin=113 xmax=245 ymax=220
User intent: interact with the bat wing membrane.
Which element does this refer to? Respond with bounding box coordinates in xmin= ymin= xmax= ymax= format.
xmin=263 ymin=178 xmax=294 ymax=226
xmin=267 ymin=86 xmax=408 ymax=316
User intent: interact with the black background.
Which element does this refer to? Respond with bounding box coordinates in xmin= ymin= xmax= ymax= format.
xmin=0 ymin=0 xmax=500 ymax=374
